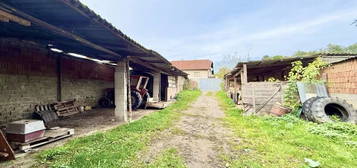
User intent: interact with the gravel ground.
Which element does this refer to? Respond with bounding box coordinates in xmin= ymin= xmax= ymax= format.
xmin=139 ymin=93 xmax=240 ymax=168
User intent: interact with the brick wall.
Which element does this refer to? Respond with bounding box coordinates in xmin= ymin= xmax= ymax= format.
xmin=61 ymin=57 xmax=114 ymax=106
xmin=321 ymin=59 xmax=357 ymax=94
xmin=0 ymin=38 xmax=114 ymax=124
xmin=321 ymin=58 xmax=357 ymax=108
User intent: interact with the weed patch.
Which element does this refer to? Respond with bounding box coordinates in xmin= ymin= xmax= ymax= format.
xmin=36 ymin=90 xmax=200 ymax=168
xmin=146 ymin=148 xmax=186 ymax=168
xmin=216 ymin=91 xmax=357 ymax=168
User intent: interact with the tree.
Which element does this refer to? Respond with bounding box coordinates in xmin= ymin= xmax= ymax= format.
xmin=215 ymin=67 xmax=231 ymax=79
xmin=346 ymin=43 xmax=357 ymax=53
xmin=262 ymin=55 xmax=285 ymax=61
xmin=293 ymin=50 xmax=319 ymax=57
xmin=325 ymin=44 xmax=344 ymax=53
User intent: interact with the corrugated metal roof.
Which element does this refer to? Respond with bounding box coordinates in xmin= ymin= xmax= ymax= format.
xmin=0 ymin=0 xmax=186 ymax=76
xmin=224 ymin=53 xmax=357 ymax=78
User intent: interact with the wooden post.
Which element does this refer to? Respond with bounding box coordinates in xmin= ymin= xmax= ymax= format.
xmin=242 ymin=64 xmax=248 ymax=84
xmin=233 ymin=76 xmax=238 ymax=103
xmin=126 ymin=60 xmax=133 ymax=122
xmin=56 ymin=54 xmax=62 ymax=101
xmin=252 ymin=83 xmax=256 ymax=113
xmin=0 ymin=130 xmax=15 ymax=161
xmin=280 ymin=82 xmax=284 ymax=104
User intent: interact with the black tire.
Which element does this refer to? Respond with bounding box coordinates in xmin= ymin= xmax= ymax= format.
xmin=131 ymin=91 xmax=142 ymax=110
xmin=99 ymin=98 xmax=111 ymax=108
xmin=139 ymin=93 xmax=149 ymax=109
xmin=302 ymin=97 xmax=324 ymax=121
xmin=310 ymin=97 xmax=356 ymax=123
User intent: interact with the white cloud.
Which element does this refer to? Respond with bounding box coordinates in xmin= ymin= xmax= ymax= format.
xmin=146 ymin=8 xmax=357 ymax=61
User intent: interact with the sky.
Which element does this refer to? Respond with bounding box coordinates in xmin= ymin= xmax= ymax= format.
xmin=80 ymin=0 xmax=357 ymax=67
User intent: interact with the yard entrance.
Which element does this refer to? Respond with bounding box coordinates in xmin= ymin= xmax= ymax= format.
xmin=198 ymin=78 xmax=222 ymax=91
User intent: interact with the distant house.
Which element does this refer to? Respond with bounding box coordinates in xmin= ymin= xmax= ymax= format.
xmin=171 ymin=59 xmax=214 ymax=79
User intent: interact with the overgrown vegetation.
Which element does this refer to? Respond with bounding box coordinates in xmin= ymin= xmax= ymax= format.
xmin=262 ymin=43 xmax=357 ymax=61
xmin=215 ymin=67 xmax=231 ymax=79
xmin=36 ymin=90 xmax=200 ymax=168
xmin=283 ymin=58 xmax=328 ymax=112
xmin=216 ymin=91 xmax=357 ymax=168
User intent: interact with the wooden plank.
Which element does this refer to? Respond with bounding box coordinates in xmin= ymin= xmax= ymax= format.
xmin=0 ymin=15 xmax=9 ymax=22
xmin=0 ymin=130 xmax=15 ymax=161
xmin=56 ymin=54 xmax=62 ymax=101
xmin=242 ymin=64 xmax=248 ymax=84
xmin=14 ymin=128 xmax=74 ymax=153
xmin=252 ymin=83 xmax=256 ymax=113
xmin=45 ymin=128 xmax=74 ymax=138
xmin=0 ymin=9 xmax=31 ymax=26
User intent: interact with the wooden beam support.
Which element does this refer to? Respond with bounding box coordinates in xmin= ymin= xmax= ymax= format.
xmin=56 ymin=54 xmax=62 ymax=101
xmin=0 ymin=3 xmax=121 ymax=58
xmin=241 ymin=64 xmax=248 ymax=84
xmin=0 ymin=9 xmax=31 ymax=26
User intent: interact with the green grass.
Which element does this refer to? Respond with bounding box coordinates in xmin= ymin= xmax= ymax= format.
xmin=146 ymin=148 xmax=186 ymax=168
xmin=216 ymin=91 xmax=357 ymax=168
xmin=36 ymin=90 xmax=200 ymax=168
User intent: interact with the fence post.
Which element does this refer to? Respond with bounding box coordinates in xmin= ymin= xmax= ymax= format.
xmin=252 ymin=83 xmax=256 ymax=113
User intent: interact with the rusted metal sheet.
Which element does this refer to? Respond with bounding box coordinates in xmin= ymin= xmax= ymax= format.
xmin=296 ymin=82 xmax=329 ymax=103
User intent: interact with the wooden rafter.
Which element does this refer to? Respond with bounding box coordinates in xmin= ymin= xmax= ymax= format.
xmin=0 ymin=9 xmax=31 ymax=26
xmin=0 ymin=2 xmax=121 ymax=58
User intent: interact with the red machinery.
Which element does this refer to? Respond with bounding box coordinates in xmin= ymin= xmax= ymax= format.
xmin=99 ymin=75 xmax=150 ymax=110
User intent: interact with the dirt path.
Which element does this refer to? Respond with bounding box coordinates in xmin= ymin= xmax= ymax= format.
xmin=140 ymin=93 xmax=240 ymax=168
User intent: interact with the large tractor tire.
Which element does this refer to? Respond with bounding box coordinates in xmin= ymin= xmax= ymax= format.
xmin=302 ymin=97 xmax=324 ymax=121
xmin=99 ymin=97 xmax=112 ymax=108
xmin=309 ymin=97 xmax=356 ymax=123
xmin=131 ymin=91 xmax=143 ymax=110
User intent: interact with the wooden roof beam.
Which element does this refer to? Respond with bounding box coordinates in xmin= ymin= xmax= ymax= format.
xmin=0 ymin=3 xmax=122 ymax=58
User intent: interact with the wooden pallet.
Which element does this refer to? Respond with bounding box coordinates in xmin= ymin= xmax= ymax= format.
xmin=11 ymin=128 xmax=74 ymax=153
xmin=54 ymin=100 xmax=80 ymax=117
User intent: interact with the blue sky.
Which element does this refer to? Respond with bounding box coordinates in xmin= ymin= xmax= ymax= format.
xmin=80 ymin=0 xmax=357 ymax=65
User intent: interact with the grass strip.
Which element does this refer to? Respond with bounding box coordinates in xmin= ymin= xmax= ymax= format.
xmin=146 ymin=148 xmax=186 ymax=168
xmin=36 ymin=90 xmax=200 ymax=168
xmin=216 ymin=91 xmax=357 ymax=168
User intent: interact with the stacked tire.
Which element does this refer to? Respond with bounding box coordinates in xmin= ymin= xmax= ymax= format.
xmin=302 ymin=97 xmax=357 ymax=123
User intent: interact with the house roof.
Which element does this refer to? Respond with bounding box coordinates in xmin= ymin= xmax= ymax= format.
xmin=0 ymin=0 xmax=186 ymax=76
xmin=171 ymin=59 xmax=213 ymax=70
xmin=224 ymin=53 xmax=357 ymax=79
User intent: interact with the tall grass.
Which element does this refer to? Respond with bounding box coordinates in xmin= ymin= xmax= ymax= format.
xmin=216 ymin=91 xmax=357 ymax=168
